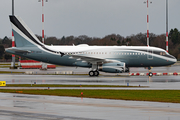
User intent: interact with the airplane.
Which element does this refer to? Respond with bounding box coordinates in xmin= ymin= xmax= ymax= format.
xmin=6 ymin=15 xmax=177 ymax=77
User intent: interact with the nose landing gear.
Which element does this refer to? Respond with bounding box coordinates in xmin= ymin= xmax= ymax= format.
xmin=148 ymin=67 xmax=153 ymax=77
xmin=148 ymin=72 xmax=153 ymax=77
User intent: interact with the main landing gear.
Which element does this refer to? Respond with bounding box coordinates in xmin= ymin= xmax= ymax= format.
xmin=89 ymin=70 xmax=99 ymax=77
xmin=89 ymin=63 xmax=99 ymax=77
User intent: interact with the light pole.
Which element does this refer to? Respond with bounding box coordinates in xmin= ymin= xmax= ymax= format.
xmin=38 ymin=0 xmax=48 ymax=44
xmin=38 ymin=0 xmax=48 ymax=70
xmin=144 ymin=0 xmax=152 ymax=47
xmin=11 ymin=0 xmax=16 ymax=69
xmin=12 ymin=0 xmax=14 ymax=15
xmin=166 ymin=0 xmax=168 ymax=52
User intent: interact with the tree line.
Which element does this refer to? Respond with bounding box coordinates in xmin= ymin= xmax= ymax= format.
xmin=1 ymin=28 xmax=180 ymax=61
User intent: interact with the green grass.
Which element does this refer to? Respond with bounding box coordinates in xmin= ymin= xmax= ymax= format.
xmin=0 ymin=64 xmax=18 ymax=65
xmin=0 ymin=71 xmax=24 ymax=74
xmin=0 ymin=66 xmax=11 ymax=68
xmin=0 ymin=89 xmax=180 ymax=103
xmin=6 ymin=84 xmax=144 ymax=87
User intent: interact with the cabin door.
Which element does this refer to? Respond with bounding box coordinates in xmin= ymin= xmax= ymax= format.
xmin=147 ymin=49 xmax=153 ymax=60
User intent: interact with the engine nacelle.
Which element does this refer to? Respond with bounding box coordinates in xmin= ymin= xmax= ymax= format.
xmin=98 ymin=62 xmax=125 ymax=73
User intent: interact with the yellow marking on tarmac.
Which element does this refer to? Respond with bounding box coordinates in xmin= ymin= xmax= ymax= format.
xmin=0 ymin=81 xmax=6 ymax=86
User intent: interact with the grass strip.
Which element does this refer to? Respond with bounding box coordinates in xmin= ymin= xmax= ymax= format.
xmin=0 ymin=71 xmax=24 ymax=74
xmin=0 ymin=89 xmax=180 ymax=103
xmin=6 ymin=84 xmax=145 ymax=87
xmin=0 ymin=66 xmax=12 ymax=68
xmin=0 ymin=64 xmax=18 ymax=65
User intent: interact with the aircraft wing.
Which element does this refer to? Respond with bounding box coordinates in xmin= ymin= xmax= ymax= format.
xmin=69 ymin=54 xmax=120 ymax=63
xmin=5 ymin=48 xmax=31 ymax=53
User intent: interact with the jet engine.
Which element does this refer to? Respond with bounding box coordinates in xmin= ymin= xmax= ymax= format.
xmin=98 ymin=62 xmax=125 ymax=73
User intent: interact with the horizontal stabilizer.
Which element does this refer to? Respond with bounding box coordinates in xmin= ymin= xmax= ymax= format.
xmin=6 ymin=47 xmax=31 ymax=53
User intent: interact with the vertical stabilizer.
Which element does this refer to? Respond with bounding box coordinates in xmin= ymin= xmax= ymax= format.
xmin=9 ymin=15 xmax=43 ymax=47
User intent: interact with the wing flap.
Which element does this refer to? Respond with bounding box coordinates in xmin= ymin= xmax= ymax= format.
xmin=70 ymin=55 xmax=105 ymax=63
xmin=70 ymin=54 xmax=120 ymax=64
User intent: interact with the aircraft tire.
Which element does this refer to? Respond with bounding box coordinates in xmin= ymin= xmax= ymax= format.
xmin=94 ymin=71 xmax=99 ymax=76
xmin=149 ymin=72 xmax=153 ymax=77
xmin=89 ymin=71 xmax=94 ymax=77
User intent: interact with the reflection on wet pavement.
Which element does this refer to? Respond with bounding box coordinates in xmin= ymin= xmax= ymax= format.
xmin=1 ymin=74 xmax=180 ymax=90
xmin=0 ymin=66 xmax=180 ymax=119
xmin=0 ymin=93 xmax=180 ymax=120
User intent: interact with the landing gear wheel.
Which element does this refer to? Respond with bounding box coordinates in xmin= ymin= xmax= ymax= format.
xmin=89 ymin=71 xmax=94 ymax=77
xmin=149 ymin=72 xmax=153 ymax=77
xmin=94 ymin=71 xmax=99 ymax=76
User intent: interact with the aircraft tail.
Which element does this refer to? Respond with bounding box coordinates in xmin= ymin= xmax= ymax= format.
xmin=9 ymin=15 xmax=64 ymax=56
xmin=9 ymin=15 xmax=43 ymax=47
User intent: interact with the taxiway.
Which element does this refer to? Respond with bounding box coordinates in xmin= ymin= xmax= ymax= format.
xmin=0 ymin=66 xmax=180 ymax=120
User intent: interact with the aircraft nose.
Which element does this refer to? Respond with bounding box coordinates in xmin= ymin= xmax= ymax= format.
xmin=174 ymin=57 xmax=177 ymax=63
xmin=171 ymin=55 xmax=177 ymax=64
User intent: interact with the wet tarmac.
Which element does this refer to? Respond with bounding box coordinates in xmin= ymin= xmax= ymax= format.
xmin=1 ymin=73 xmax=180 ymax=89
xmin=0 ymin=66 xmax=180 ymax=119
xmin=1 ymin=65 xmax=180 ymax=75
xmin=0 ymin=92 xmax=180 ymax=120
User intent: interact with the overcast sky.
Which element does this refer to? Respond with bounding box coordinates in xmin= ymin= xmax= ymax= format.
xmin=0 ymin=0 xmax=180 ymax=39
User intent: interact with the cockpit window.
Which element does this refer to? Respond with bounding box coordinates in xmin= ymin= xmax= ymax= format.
xmin=160 ymin=52 xmax=166 ymax=55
